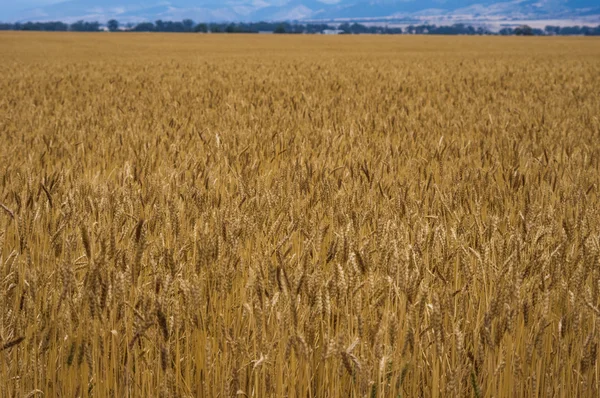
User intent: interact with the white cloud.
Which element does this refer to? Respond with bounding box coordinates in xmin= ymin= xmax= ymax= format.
xmin=24 ymin=8 xmax=50 ymax=18
xmin=252 ymin=0 xmax=271 ymax=8
xmin=249 ymin=0 xmax=290 ymax=6
xmin=274 ymin=5 xmax=314 ymax=19
xmin=233 ymin=5 xmax=255 ymax=15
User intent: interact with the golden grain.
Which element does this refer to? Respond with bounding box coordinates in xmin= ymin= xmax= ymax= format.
xmin=0 ymin=32 xmax=599 ymax=397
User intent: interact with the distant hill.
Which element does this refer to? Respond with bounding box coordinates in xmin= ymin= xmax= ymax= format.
xmin=6 ymin=0 xmax=600 ymax=25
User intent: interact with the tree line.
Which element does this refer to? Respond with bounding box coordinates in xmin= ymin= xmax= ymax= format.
xmin=1 ymin=20 xmax=599 ymax=36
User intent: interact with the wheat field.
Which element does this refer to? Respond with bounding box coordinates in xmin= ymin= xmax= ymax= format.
xmin=0 ymin=32 xmax=599 ymax=397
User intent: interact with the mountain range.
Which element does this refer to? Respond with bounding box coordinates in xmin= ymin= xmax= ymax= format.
xmin=4 ymin=0 xmax=600 ymax=25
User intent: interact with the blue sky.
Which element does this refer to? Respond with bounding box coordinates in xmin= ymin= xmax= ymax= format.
xmin=1 ymin=1 xmax=66 ymax=10
xmin=1 ymin=1 xmax=64 ymax=18
xmin=2 ymin=0 xmax=599 ymax=24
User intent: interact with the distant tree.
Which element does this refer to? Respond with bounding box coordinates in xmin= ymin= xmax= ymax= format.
xmin=107 ymin=19 xmax=119 ymax=32
xmin=559 ymin=25 xmax=582 ymax=35
xmin=414 ymin=25 xmax=428 ymax=34
xmin=531 ymin=28 xmax=545 ymax=36
xmin=132 ymin=22 xmax=154 ymax=32
xmin=290 ymin=24 xmax=304 ymax=34
xmin=305 ymin=23 xmax=334 ymax=34
xmin=182 ymin=19 xmax=194 ymax=32
xmin=514 ymin=25 xmax=533 ymax=36
xmin=69 ymin=20 xmax=83 ymax=31
xmin=194 ymin=23 xmax=208 ymax=33
xmin=169 ymin=21 xmax=186 ymax=32
xmin=4 ymin=19 xmax=593 ymax=36
xmin=338 ymin=23 xmax=351 ymax=34
xmin=349 ymin=23 xmax=367 ymax=34
xmin=70 ymin=20 xmax=100 ymax=32
xmin=544 ymin=25 xmax=560 ymax=35
xmin=18 ymin=21 xmax=68 ymax=31
xmin=21 ymin=22 xmax=36 ymax=31
xmin=49 ymin=21 xmax=68 ymax=31
xmin=587 ymin=25 xmax=600 ymax=36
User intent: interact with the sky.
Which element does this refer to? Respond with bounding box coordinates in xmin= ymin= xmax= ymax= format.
xmin=1 ymin=0 xmax=66 ymax=11
xmin=1 ymin=1 xmax=65 ymax=19
xmin=1 ymin=0 xmax=599 ymax=24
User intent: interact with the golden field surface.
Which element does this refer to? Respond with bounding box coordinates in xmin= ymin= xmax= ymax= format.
xmin=0 ymin=32 xmax=600 ymax=397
